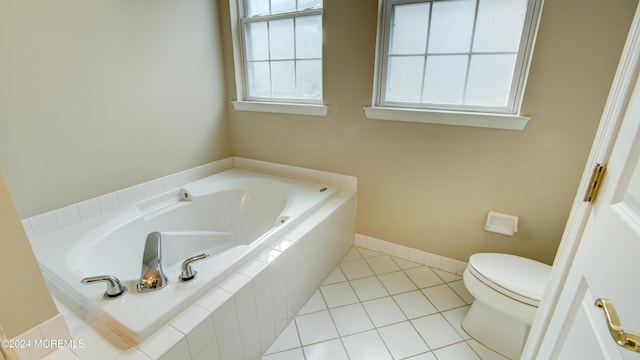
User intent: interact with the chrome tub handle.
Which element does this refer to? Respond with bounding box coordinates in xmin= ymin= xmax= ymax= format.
xmin=81 ymin=275 xmax=127 ymax=299
xmin=179 ymin=253 xmax=209 ymax=282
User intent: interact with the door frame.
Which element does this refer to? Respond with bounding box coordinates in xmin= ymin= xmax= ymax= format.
xmin=521 ymin=3 xmax=640 ymax=359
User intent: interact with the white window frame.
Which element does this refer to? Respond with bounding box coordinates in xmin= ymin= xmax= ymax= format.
xmin=229 ymin=0 xmax=328 ymax=116
xmin=365 ymin=0 xmax=544 ymax=130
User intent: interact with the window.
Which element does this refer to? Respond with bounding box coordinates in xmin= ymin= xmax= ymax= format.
xmin=231 ymin=0 xmax=327 ymax=116
xmin=366 ymin=0 xmax=542 ymax=130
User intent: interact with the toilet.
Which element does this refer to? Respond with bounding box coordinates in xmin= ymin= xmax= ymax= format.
xmin=461 ymin=253 xmax=551 ymax=359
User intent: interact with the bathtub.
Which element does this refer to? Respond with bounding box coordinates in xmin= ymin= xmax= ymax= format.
xmin=30 ymin=168 xmax=339 ymax=343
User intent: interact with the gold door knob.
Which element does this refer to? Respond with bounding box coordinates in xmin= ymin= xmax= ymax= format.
xmin=595 ymin=298 xmax=640 ymax=353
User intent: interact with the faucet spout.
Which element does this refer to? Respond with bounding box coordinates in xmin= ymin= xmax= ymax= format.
xmin=137 ymin=231 xmax=168 ymax=292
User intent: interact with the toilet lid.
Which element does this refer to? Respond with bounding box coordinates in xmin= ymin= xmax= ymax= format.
xmin=468 ymin=253 xmax=551 ymax=303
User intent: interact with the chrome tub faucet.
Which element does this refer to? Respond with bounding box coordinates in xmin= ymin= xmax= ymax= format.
xmin=137 ymin=231 xmax=168 ymax=292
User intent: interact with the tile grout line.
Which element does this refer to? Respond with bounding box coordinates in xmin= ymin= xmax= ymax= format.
xmin=355 ymin=249 xmax=419 ymax=360
xmin=292 ymin=317 xmax=307 ymax=360
xmin=383 ymin=251 xmax=466 ymax=359
xmin=320 ymin=265 xmax=351 ymax=359
xmin=334 ymin=254 xmax=394 ymax=360
xmin=263 ymin=246 xmax=504 ymax=360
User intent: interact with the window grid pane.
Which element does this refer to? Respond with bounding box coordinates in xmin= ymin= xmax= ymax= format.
xmin=473 ymin=0 xmax=527 ymax=52
xmin=465 ymin=54 xmax=517 ymax=107
xmin=297 ymin=0 xmax=322 ymax=11
xmin=245 ymin=0 xmax=322 ymax=17
xmin=247 ymin=0 xmax=269 ymax=17
xmin=247 ymin=61 xmax=272 ymax=97
xmin=242 ymin=4 xmax=323 ymax=102
xmin=271 ymin=0 xmax=296 ymax=15
xmin=246 ymin=1 xmax=323 ymax=18
xmin=269 ymin=18 xmax=295 ymax=60
xmin=386 ymin=56 xmax=425 ymax=103
xmin=428 ymin=0 xmax=476 ymax=54
xmin=295 ymin=14 xmax=322 ymax=59
xmin=245 ymin=22 xmax=269 ymax=61
xmin=422 ymin=55 xmax=468 ymax=105
xmin=296 ymin=59 xmax=322 ymax=98
xmin=389 ymin=3 xmax=430 ymax=55
xmin=382 ymin=0 xmax=530 ymax=111
xmin=271 ymin=60 xmax=297 ymax=98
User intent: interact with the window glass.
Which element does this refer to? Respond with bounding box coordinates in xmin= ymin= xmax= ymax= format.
xmin=296 ymin=15 xmax=322 ymax=59
xmin=247 ymin=62 xmax=271 ymax=97
xmin=241 ymin=0 xmax=323 ymax=102
xmin=247 ymin=0 xmax=321 ymax=16
xmin=389 ymin=3 xmax=429 ymax=55
xmin=386 ymin=56 xmax=425 ymax=103
xmin=247 ymin=0 xmax=269 ymax=16
xmin=378 ymin=0 xmax=536 ymax=113
xmin=428 ymin=0 xmax=475 ymax=54
xmin=245 ymin=22 xmax=269 ymax=61
xmin=473 ymin=0 xmax=527 ymax=52
xmin=271 ymin=0 xmax=296 ymax=15
xmin=269 ymin=18 xmax=295 ymax=60
xmin=465 ymin=54 xmax=518 ymax=107
xmin=422 ymin=55 xmax=468 ymax=105
xmin=297 ymin=59 xmax=322 ymax=98
xmin=297 ymin=0 xmax=322 ymax=10
xmin=271 ymin=61 xmax=296 ymax=98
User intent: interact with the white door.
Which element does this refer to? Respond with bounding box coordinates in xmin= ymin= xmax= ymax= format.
xmin=533 ymin=36 xmax=640 ymax=360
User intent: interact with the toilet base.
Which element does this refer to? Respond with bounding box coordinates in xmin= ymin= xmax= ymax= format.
xmin=462 ymin=300 xmax=531 ymax=359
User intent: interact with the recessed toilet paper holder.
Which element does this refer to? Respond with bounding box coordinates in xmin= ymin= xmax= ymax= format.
xmin=485 ymin=211 xmax=518 ymax=236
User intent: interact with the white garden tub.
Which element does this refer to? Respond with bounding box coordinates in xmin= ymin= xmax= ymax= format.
xmin=30 ymin=169 xmax=338 ymax=343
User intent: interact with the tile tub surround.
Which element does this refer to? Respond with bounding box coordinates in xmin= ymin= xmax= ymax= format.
xmin=40 ymin=191 xmax=355 ymax=360
xmin=22 ymin=157 xmax=357 ymax=238
xmin=17 ymin=158 xmax=357 ymax=359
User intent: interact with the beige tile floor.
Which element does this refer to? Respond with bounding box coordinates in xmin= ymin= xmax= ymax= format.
xmin=262 ymin=247 xmax=509 ymax=360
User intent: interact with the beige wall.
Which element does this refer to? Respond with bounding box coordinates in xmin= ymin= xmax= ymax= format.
xmin=223 ymin=0 xmax=638 ymax=265
xmin=0 ymin=0 xmax=229 ymax=338
xmin=0 ymin=0 xmax=231 ymax=218
xmin=0 ymin=171 xmax=58 ymax=338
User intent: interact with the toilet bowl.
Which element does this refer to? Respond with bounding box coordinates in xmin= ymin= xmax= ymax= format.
xmin=461 ymin=253 xmax=551 ymax=359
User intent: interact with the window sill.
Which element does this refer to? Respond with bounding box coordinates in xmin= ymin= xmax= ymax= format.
xmin=232 ymin=101 xmax=329 ymax=117
xmin=363 ymin=106 xmax=530 ymax=131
